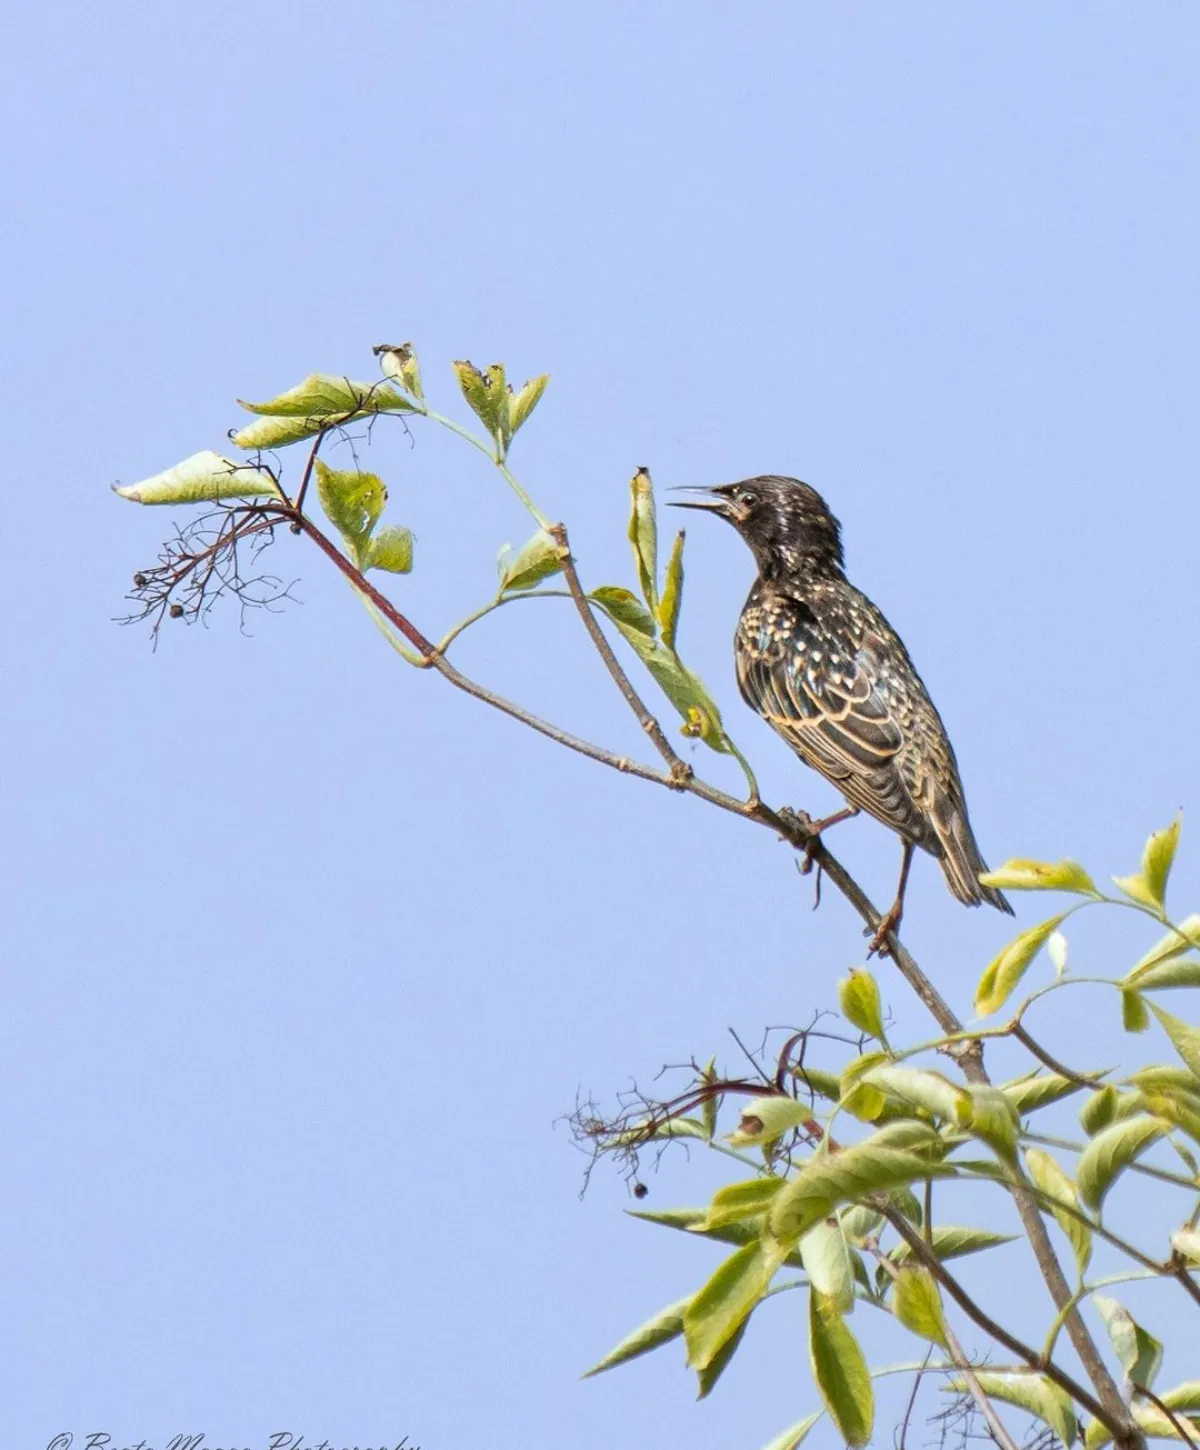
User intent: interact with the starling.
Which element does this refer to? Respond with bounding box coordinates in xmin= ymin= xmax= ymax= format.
xmin=673 ymin=475 xmax=1012 ymax=952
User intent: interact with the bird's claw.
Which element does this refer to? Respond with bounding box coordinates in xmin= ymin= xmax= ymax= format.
xmin=865 ymin=909 xmax=902 ymax=959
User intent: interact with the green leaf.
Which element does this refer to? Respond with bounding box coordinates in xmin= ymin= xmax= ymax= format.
xmin=1147 ymin=1001 xmax=1200 ymax=1080
xmin=860 ymin=1065 xmax=970 ymax=1124
xmin=112 ymin=450 xmax=278 ymax=505
xmin=1025 ymin=1147 xmax=1092 ymax=1274
xmin=964 ymin=1085 xmax=1021 ymax=1162
xmin=233 ymin=374 xmax=415 ymax=449
xmin=892 ymin=1265 xmax=949 ymax=1348
xmin=700 ymin=1057 xmax=719 ymax=1142
xmin=1122 ymin=990 xmax=1151 ymax=1033
xmin=700 ymin=1177 xmax=785 ymax=1231
xmin=658 ymin=529 xmax=685 ymax=650
xmin=604 ymin=614 xmax=730 ymax=752
xmin=582 ymin=1293 xmax=690 ymax=1376
xmin=798 ymin=1218 xmax=854 ymax=1313
xmin=975 ymin=914 xmax=1067 ymax=1017
xmin=683 ymin=1242 xmax=776 ymax=1371
xmin=509 ymin=373 xmax=550 ymax=438
xmin=945 ymin=1373 xmax=1076 ymax=1450
xmin=839 ymin=969 xmax=886 ymax=1041
xmin=372 ymin=341 xmax=424 ymax=401
xmin=628 ymin=467 xmax=659 ymax=612
xmin=1077 ymin=1116 xmax=1167 ymax=1211
xmin=979 ymin=858 xmax=1097 ymax=894
xmin=1133 ymin=1404 xmax=1200 ymax=1441
xmin=891 ymin=1225 xmax=1017 ymax=1265
xmin=768 ymin=1136 xmax=954 ymax=1250
xmin=629 ymin=1205 xmax=806 ymax=1269
xmin=1113 ymin=816 xmax=1182 ymax=911
xmin=452 ymin=360 xmax=511 ymax=447
xmin=727 ymin=1095 xmax=813 ymax=1149
xmin=1093 ymin=1295 xmax=1164 ymax=1389
xmin=758 ymin=1413 xmax=823 ymax=1450
xmin=1129 ymin=958 xmax=1200 ymax=992
xmin=809 ymin=1292 xmax=873 ymax=1447
xmin=839 ymin=1204 xmax=885 ymax=1246
xmin=1142 ymin=1089 xmax=1200 ymax=1144
xmin=1002 ymin=1071 xmax=1090 ymax=1116
xmin=590 ymin=585 xmax=656 ymax=638
xmin=315 ymin=461 xmax=386 ymax=560
xmin=695 ymin=1313 xmax=748 ymax=1399
xmin=1126 ymin=915 xmax=1200 ymax=984
xmin=793 ymin=1065 xmax=843 ymax=1103
xmin=365 ymin=524 xmax=414 ymax=574
xmin=1160 ymin=1383 xmax=1200 ymax=1412
xmin=497 ymin=528 xmax=565 ymax=593
xmin=1080 ymin=1084 xmax=1121 ymax=1136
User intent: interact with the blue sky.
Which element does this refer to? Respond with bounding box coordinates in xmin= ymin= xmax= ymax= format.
xmin=4 ymin=5 xmax=1199 ymax=1448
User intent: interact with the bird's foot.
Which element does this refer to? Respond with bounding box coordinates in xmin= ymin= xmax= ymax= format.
xmin=777 ymin=807 xmax=821 ymax=872
xmin=865 ymin=905 xmax=903 ymax=959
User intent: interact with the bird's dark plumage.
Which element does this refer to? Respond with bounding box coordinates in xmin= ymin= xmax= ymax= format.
xmin=674 ymin=475 xmax=1011 ymax=935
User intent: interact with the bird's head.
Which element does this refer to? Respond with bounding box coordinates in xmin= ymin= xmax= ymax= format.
xmin=670 ymin=475 xmax=844 ymax=577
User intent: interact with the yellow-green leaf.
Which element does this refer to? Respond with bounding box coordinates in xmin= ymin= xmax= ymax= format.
xmin=892 ymin=1265 xmax=949 ymax=1348
xmin=861 ymin=1066 xmax=970 ymax=1124
xmin=809 ymin=1292 xmax=873 ymax=1447
xmin=658 ymin=529 xmax=685 ymax=650
xmin=628 ymin=467 xmax=658 ymax=612
xmin=696 ymin=1313 xmax=748 ymax=1399
xmin=1122 ymin=990 xmax=1151 ymax=1033
xmin=1114 ymin=816 xmax=1182 ymax=911
xmin=1077 ymin=1116 xmax=1167 ymax=1211
xmin=965 ymin=1085 xmax=1021 ymax=1162
xmin=1172 ymin=1230 xmax=1200 ymax=1265
xmin=758 ymin=1413 xmax=823 ymax=1450
xmin=700 ymin=1176 xmax=785 ymax=1231
xmin=701 ymin=1057 xmax=719 ymax=1142
xmin=497 ymin=528 xmax=565 ymax=593
xmin=945 ymin=1373 xmax=1076 ymax=1450
xmin=1080 ymin=1084 xmax=1121 ymax=1136
xmin=839 ymin=969 xmax=886 ymax=1041
xmin=1093 ymin=1295 xmax=1163 ymax=1389
xmin=768 ymin=1135 xmax=953 ymax=1250
xmin=891 ymin=1225 xmax=1017 ymax=1265
xmin=798 ymin=1218 xmax=854 ymax=1313
xmin=590 ymin=585 xmax=656 ymax=638
xmin=605 ymin=616 xmax=729 ymax=752
xmin=1002 ymin=1071 xmax=1089 ymax=1116
xmin=683 ymin=1242 xmax=777 ymax=1371
xmin=1147 ymin=1002 xmax=1200 ymax=1081
xmin=365 ymin=524 xmax=414 ymax=574
xmin=1142 ymin=1090 xmax=1200 ymax=1145
xmin=112 ymin=450 xmax=278 ymax=505
xmin=728 ymin=1096 xmax=813 ymax=1149
xmin=452 ymin=360 xmax=511 ymax=446
xmin=582 ymin=1293 xmax=690 ymax=1376
xmin=975 ymin=914 xmax=1067 ymax=1017
xmin=508 ymin=373 xmax=549 ymax=437
xmin=1126 ymin=915 xmax=1200 ymax=984
xmin=233 ymin=374 xmax=415 ymax=448
xmin=629 ymin=1205 xmax=807 ymax=1270
xmin=1025 ymin=1147 xmax=1092 ymax=1274
xmin=315 ymin=462 xmax=386 ymax=556
xmin=979 ymin=858 xmax=1097 ymax=894
xmin=1159 ymin=1383 xmax=1200 ymax=1412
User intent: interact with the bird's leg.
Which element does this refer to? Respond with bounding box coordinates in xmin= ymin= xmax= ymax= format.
xmin=867 ymin=840 xmax=915 ymax=958
xmin=778 ymin=805 xmax=860 ymax=874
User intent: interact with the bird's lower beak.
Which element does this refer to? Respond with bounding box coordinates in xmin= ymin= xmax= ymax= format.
xmin=667 ymin=485 xmax=734 ymax=518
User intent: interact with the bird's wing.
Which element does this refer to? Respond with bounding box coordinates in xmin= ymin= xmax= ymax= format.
xmin=737 ymin=630 xmax=934 ymax=844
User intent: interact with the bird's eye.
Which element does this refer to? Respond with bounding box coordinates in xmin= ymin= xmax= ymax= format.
xmin=737 ymin=488 xmax=758 ymax=508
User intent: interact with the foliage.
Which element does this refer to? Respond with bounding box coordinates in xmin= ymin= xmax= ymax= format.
xmin=115 ymin=342 xmax=1200 ymax=1450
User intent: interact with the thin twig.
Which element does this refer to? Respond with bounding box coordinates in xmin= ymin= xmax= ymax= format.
xmin=1132 ymin=1384 xmax=1198 ymax=1449
xmin=1011 ymin=1023 xmax=1107 ymax=1090
xmin=549 ymin=522 xmax=692 ymax=784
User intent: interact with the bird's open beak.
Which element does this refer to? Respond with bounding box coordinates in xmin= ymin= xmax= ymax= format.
xmin=667 ymin=485 xmax=735 ymax=519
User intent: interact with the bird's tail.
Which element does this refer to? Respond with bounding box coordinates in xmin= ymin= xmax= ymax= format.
xmin=934 ymin=805 xmax=1014 ymax=916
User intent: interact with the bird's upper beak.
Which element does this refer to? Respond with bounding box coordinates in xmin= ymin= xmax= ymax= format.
xmin=667 ymin=484 xmax=738 ymax=521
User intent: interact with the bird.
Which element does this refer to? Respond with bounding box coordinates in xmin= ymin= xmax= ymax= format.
xmin=671 ymin=474 xmax=1012 ymax=954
